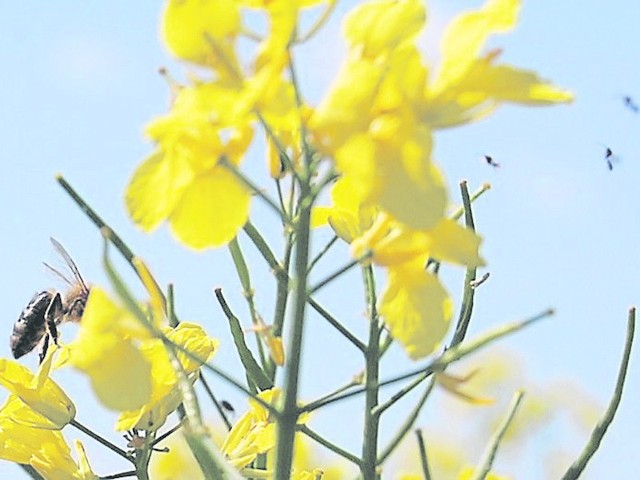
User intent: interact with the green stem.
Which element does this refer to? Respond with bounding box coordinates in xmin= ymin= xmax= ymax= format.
xmin=219 ymin=157 xmax=288 ymax=224
xmin=295 ymin=0 xmax=338 ymax=43
xmin=298 ymin=424 xmax=362 ymax=466
xmin=415 ymin=429 xmax=432 ymax=480
xmin=377 ymin=379 xmax=436 ymax=465
xmin=309 ymin=255 xmax=368 ymax=295
xmin=301 ymin=308 xmax=553 ymax=413
xmin=214 ymin=288 xmax=273 ymax=391
xmin=361 ymin=266 xmax=381 ymax=480
xmin=199 ymin=375 xmax=233 ymax=431
xmin=372 ymin=372 xmax=430 ymax=417
xmin=307 ymin=235 xmax=339 ymax=274
xmin=450 ymin=183 xmax=491 ymax=222
xmin=57 ymin=176 xmax=165 ymax=307
xmin=471 ymin=390 xmax=524 ymax=480
xmin=450 ymin=181 xmax=478 ymax=348
xmin=308 ymin=298 xmax=366 ymax=351
xmin=101 ymin=472 xmax=137 ymax=479
xmin=273 ymin=191 xmax=313 ymax=480
xmin=304 ymin=377 xmax=362 ymax=411
xmin=167 ymin=283 xmax=179 ymax=327
xmin=561 ymin=307 xmax=636 ymax=480
xmin=153 ymin=419 xmax=186 ymax=447
xmin=228 ymin=237 xmax=269 ymax=371
xmin=56 ymin=175 xmax=134 ymax=261
xmin=70 ymin=419 xmax=132 ymax=463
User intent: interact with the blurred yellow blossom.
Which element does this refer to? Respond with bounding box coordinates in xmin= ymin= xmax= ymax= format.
xmin=457 ymin=466 xmax=511 ymax=480
xmin=311 ymin=0 xmax=571 ymax=230
xmin=116 ymin=322 xmax=219 ymax=431
xmin=221 ymin=388 xmax=281 ymax=468
xmin=66 ymin=286 xmax=154 ymax=411
xmin=315 ymin=182 xmax=483 ymax=359
xmin=0 ymin=348 xmax=75 ymax=429
xmin=0 ymin=399 xmax=96 ymax=479
xmin=126 ymin=82 xmax=254 ymax=250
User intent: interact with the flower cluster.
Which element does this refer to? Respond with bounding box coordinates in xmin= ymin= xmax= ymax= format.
xmin=311 ymin=0 xmax=570 ymax=359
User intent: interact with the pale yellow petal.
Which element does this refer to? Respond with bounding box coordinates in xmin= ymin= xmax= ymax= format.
xmin=428 ymin=219 xmax=485 ymax=268
xmin=162 ymin=0 xmax=241 ymax=65
xmin=169 ymin=167 xmax=251 ymax=249
xmin=344 ymin=0 xmax=426 ymax=58
xmin=433 ymin=0 xmax=521 ymax=94
xmin=125 ymin=151 xmax=193 ymax=232
xmin=379 ymin=264 xmax=452 ymax=359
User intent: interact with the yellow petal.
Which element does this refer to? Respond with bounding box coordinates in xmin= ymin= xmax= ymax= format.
xmin=374 ymin=150 xmax=448 ymax=231
xmin=379 ymin=263 xmax=452 ymax=359
xmin=311 ymin=60 xmax=382 ymax=152
xmin=169 ymin=167 xmax=251 ymax=249
xmin=0 ymin=357 xmax=75 ymax=429
xmin=428 ymin=219 xmax=485 ymax=268
xmin=72 ymin=333 xmax=153 ymax=411
xmin=424 ymin=53 xmax=573 ymax=128
xmin=162 ymin=0 xmax=241 ymax=65
xmin=344 ymin=0 xmax=426 ymax=58
xmin=167 ymin=322 xmax=219 ymax=373
xmin=125 ymin=150 xmax=193 ymax=232
xmin=433 ymin=0 xmax=521 ymax=94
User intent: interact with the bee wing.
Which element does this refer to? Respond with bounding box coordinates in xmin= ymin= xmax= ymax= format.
xmin=49 ymin=238 xmax=89 ymax=293
xmin=43 ymin=261 xmax=74 ymax=287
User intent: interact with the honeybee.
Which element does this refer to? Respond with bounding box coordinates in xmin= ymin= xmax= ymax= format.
xmin=10 ymin=238 xmax=90 ymax=362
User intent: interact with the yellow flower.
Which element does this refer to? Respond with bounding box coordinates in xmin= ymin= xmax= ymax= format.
xmin=0 ymin=348 xmax=75 ymax=429
xmin=116 ymin=322 xmax=219 ymax=432
xmin=221 ymin=388 xmax=281 ymax=469
xmin=0 ymin=399 xmax=97 ymax=479
xmin=126 ymin=82 xmax=254 ymax=250
xmin=66 ymin=286 xmax=154 ymax=412
xmin=311 ymin=0 xmax=571 ymax=231
xmin=150 ymin=433 xmax=206 ymax=480
xmin=316 ymin=183 xmax=483 ymax=359
xmin=161 ymin=0 xmax=241 ymax=68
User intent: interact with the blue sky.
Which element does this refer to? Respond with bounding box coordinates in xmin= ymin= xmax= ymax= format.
xmin=1 ymin=1 xmax=639 ymax=478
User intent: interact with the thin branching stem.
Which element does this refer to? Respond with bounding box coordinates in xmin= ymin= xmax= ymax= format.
xmin=153 ymin=419 xmax=187 ymax=447
xmin=377 ymin=379 xmax=436 ymax=465
xmin=219 ymin=157 xmax=288 ymax=224
xmin=298 ymin=425 xmax=362 ymax=466
xmin=199 ymin=375 xmax=233 ymax=431
xmin=471 ymin=390 xmax=525 ymax=480
xmin=308 ymin=235 xmax=339 ymax=274
xmin=228 ymin=237 xmax=269 ymax=370
xmin=301 ymin=309 xmax=553 ymax=413
xmin=308 ymin=254 xmax=369 ymax=295
xmin=295 ymin=0 xmax=338 ymax=43
xmin=307 ymin=298 xmax=366 ymax=351
xmin=450 ymin=181 xmax=479 ymax=348
xmin=100 ymin=471 xmax=137 ymax=480
xmin=70 ymin=419 xmax=132 ymax=463
xmin=415 ymin=429 xmax=432 ymax=480
xmin=561 ymin=308 xmax=636 ymax=480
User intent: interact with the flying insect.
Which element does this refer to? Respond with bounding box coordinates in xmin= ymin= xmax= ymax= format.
xmin=10 ymin=238 xmax=90 ymax=362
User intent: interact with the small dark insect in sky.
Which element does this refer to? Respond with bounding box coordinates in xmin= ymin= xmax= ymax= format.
xmin=604 ymin=147 xmax=620 ymax=171
xmin=484 ymin=155 xmax=500 ymax=168
xmin=623 ymin=95 xmax=639 ymax=113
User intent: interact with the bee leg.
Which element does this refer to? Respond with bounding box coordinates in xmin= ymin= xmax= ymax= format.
xmin=38 ymin=334 xmax=50 ymax=364
xmin=44 ymin=293 xmax=63 ymax=347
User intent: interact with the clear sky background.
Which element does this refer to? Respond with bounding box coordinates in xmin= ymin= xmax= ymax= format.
xmin=1 ymin=1 xmax=639 ymax=479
